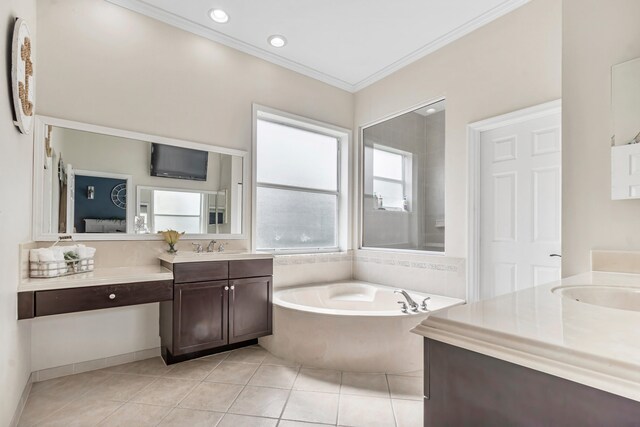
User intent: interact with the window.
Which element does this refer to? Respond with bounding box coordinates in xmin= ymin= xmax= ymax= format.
xmin=254 ymin=109 xmax=348 ymax=252
xmin=372 ymin=146 xmax=412 ymax=210
xmin=153 ymin=190 xmax=202 ymax=233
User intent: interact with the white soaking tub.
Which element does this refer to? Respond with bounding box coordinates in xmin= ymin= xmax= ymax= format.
xmin=259 ymin=280 xmax=464 ymax=374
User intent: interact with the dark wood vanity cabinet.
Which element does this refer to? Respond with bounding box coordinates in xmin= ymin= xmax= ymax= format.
xmin=160 ymin=259 xmax=273 ymax=364
xmin=423 ymin=338 xmax=640 ymax=426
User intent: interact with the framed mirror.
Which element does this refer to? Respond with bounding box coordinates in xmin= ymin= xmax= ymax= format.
xmin=360 ymin=99 xmax=446 ymax=253
xmin=33 ymin=116 xmax=247 ymax=240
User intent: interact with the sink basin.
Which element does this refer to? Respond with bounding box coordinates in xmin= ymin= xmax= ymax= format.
xmin=552 ymin=285 xmax=640 ymax=312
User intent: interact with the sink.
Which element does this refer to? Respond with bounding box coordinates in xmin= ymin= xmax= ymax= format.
xmin=552 ymin=285 xmax=640 ymax=312
xmin=175 ymin=250 xmax=245 ymax=257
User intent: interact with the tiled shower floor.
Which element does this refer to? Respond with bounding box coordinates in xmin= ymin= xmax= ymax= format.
xmin=18 ymin=345 xmax=423 ymax=426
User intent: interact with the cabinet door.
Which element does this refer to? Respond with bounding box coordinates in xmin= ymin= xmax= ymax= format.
xmin=174 ymin=280 xmax=228 ymax=355
xmin=229 ymin=276 xmax=272 ymax=344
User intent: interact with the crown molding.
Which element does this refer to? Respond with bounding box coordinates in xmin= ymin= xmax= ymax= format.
xmin=106 ymin=0 xmax=530 ymax=93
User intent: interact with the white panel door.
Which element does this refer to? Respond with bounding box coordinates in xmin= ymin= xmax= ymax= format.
xmin=479 ymin=113 xmax=561 ymax=300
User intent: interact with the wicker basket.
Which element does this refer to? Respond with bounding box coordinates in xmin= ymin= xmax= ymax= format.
xmin=29 ymin=257 xmax=95 ymax=278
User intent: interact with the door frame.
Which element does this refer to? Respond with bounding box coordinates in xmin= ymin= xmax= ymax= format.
xmin=466 ymin=99 xmax=561 ymax=303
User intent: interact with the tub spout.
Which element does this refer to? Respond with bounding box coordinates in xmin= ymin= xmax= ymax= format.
xmin=394 ymin=290 xmax=419 ymax=312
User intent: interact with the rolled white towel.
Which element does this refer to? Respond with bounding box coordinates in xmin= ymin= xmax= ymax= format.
xmin=29 ymin=249 xmax=40 ymax=262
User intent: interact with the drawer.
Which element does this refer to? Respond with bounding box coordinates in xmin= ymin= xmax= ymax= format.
xmin=34 ymin=280 xmax=173 ymax=317
xmin=229 ymin=259 xmax=273 ymax=279
xmin=173 ymin=261 xmax=228 ymax=284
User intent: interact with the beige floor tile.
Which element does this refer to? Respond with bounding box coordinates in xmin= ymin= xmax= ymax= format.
xmin=225 ymin=347 xmax=268 ymax=363
xmin=108 ymin=357 xmax=174 ymax=376
xmin=179 ymin=381 xmax=244 ymax=412
xmin=392 ymin=399 xmax=423 ymax=427
xmin=158 ymin=407 xmax=224 ymax=426
xmin=278 ymin=421 xmax=333 ymax=427
xmin=86 ymin=374 xmax=156 ymax=401
xmin=205 ymin=361 xmax=260 ymax=385
xmin=37 ymin=396 xmax=122 ymax=427
xmin=282 ymin=390 xmax=339 ymax=425
xmin=228 ymin=386 xmax=289 ymax=418
xmin=387 ymin=375 xmax=423 ymax=401
xmin=201 ymin=351 xmax=231 ymax=363
xmin=99 ymin=402 xmax=172 ymax=426
xmin=293 ymin=368 xmax=341 ymax=393
xmin=248 ymin=365 xmax=299 ymax=389
xmin=162 ymin=360 xmax=217 ymax=380
xmin=394 ymin=369 xmax=423 ymax=378
xmin=130 ymin=377 xmax=199 ymax=406
xmin=31 ymin=370 xmax=112 ymax=399
xmin=338 ymin=394 xmax=395 ymax=427
xmin=218 ymin=413 xmax=278 ymax=427
xmin=18 ymin=393 xmax=75 ymax=426
xmin=261 ymin=354 xmax=301 ymax=368
xmin=341 ymin=373 xmax=390 ymax=398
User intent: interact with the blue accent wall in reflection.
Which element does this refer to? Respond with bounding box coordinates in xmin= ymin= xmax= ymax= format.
xmin=74 ymin=175 xmax=126 ymax=233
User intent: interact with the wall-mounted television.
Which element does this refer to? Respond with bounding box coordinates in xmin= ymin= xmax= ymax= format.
xmin=150 ymin=143 xmax=208 ymax=181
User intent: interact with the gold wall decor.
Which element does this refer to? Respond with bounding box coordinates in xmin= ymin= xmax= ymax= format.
xmin=11 ymin=18 xmax=35 ymax=135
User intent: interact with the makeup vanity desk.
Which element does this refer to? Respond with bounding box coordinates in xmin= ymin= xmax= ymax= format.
xmin=17 ymin=265 xmax=174 ymax=319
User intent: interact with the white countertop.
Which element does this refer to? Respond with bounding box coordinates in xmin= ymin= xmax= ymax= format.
xmin=158 ymin=251 xmax=274 ymax=263
xmin=412 ymin=272 xmax=640 ymax=402
xmin=19 ymin=265 xmax=174 ymax=292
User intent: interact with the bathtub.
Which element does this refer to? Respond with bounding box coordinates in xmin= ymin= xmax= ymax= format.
xmin=259 ymin=280 xmax=464 ymax=374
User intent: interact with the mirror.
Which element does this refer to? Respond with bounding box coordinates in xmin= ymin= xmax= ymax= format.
xmin=361 ymin=99 xmax=445 ymax=252
xmin=34 ymin=117 xmax=246 ymax=240
xmin=611 ymin=57 xmax=640 ymax=200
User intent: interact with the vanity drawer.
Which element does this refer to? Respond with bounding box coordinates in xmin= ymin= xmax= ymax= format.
xmin=34 ymin=280 xmax=173 ymax=317
xmin=229 ymin=259 xmax=273 ymax=279
xmin=173 ymin=261 xmax=228 ymax=284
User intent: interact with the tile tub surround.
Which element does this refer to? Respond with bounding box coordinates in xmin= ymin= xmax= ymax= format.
xmin=18 ymin=345 xmax=423 ymax=427
xmin=353 ymin=249 xmax=466 ymax=299
xmin=273 ymin=251 xmax=353 ymax=289
xmin=412 ymin=271 xmax=640 ymax=403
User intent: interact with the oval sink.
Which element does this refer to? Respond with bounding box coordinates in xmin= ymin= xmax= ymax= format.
xmin=552 ymin=285 xmax=640 ymax=312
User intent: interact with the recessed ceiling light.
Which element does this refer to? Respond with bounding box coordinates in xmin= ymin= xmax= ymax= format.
xmin=209 ymin=9 xmax=229 ymax=23
xmin=268 ymin=35 xmax=287 ymax=48
xmin=426 ymin=108 xmax=437 ymax=114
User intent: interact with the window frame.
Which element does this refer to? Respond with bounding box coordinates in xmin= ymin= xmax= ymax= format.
xmin=371 ymin=144 xmax=412 ymax=212
xmin=252 ymin=104 xmax=351 ymax=254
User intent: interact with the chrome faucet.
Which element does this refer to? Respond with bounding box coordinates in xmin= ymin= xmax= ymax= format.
xmin=207 ymin=240 xmax=217 ymax=252
xmin=217 ymin=242 xmax=226 ymax=252
xmin=395 ymin=290 xmax=419 ymax=312
xmin=192 ymin=243 xmax=204 ymax=253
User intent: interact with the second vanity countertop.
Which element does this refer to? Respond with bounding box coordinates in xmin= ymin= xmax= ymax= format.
xmin=412 ymin=271 xmax=640 ymax=403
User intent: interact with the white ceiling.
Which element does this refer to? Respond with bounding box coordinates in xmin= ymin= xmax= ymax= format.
xmin=106 ymin=0 xmax=529 ymax=92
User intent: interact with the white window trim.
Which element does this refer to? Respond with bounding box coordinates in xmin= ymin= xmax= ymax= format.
xmin=251 ymin=104 xmax=351 ymax=254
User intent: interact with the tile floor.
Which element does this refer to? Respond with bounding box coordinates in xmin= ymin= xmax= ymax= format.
xmin=18 ymin=345 xmax=423 ymax=427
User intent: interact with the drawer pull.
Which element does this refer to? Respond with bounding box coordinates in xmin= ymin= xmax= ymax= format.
xmin=224 ymin=286 xmax=229 ymax=291
xmin=109 ymin=293 xmax=116 ymax=300
xmin=230 ymin=285 xmax=235 ymax=290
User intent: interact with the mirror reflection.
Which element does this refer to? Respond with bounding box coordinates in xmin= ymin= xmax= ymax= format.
xmin=362 ymin=99 xmax=446 ymax=252
xmin=41 ymin=126 xmax=243 ymax=236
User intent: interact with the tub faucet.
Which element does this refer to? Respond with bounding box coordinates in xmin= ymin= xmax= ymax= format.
xmin=395 ymin=290 xmax=419 ymax=312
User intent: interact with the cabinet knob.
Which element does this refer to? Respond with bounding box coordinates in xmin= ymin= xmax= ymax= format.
xmin=109 ymin=293 xmax=116 ymax=300
xmin=230 ymin=285 xmax=235 ymax=291
xmin=224 ymin=286 xmax=229 ymax=291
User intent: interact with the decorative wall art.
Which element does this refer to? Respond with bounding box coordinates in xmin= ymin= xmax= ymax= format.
xmin=11 ymin=18 xmax=35 ymax=135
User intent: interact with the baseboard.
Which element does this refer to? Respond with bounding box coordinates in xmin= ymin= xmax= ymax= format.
xmin=32 ymin=346 xmax=161 ymax=382
xmin=9 ymin=373 xmax=33 ymax=427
